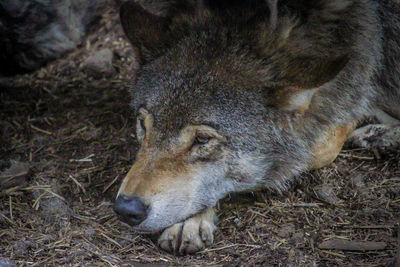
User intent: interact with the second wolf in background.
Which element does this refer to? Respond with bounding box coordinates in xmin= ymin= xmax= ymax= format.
xmin=0 ymin=0 xmax=100 ymax=75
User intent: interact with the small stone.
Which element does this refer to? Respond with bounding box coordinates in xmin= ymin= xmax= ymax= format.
xmin=277 ymin=223 xmax=295 ymax=238
xmin=351 ymin=174 xmax=365 ymax=187
xmin=350 ymin=174 xmax=369 ymax=196
xmin=85 ymin=227 xmax=96 ymax=239
xmin=0 ymin=160 xmax=29 ymax=190
xmin=313 ymin=184 xmax=341 ymax=205
xmin=14 ymin=240 xmax=36 ymax=256
xmin=32 ymin=179 xmax=70 ymax=229
xmin=0 ymin=258 xmax=16 ymax=267
xmin=291 ymin=232 xmax=306 ymax=248
xmin=83 ymin=49 xmax=114 ymax=78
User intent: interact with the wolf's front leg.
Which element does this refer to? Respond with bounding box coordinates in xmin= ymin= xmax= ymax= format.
xmin=346 ymin=109 xmax=400 ymax=149
xmin=158 ymin=207 xmax=217 ymax=255
xmin=346 ymin=124 xmax=400 ymax=148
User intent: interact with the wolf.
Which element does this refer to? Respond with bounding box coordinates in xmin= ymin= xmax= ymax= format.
xmin=113 ymin=0 xmax=400 ymax=254
xmin=0 ymin=0 xmax=100 ymax=75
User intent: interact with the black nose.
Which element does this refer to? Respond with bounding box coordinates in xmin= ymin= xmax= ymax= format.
xmin=114 ymin=195 xmax=148 ymax=226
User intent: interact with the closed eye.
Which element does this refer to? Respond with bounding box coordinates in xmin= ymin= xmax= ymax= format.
xmin=193 ymin=136 xmax=210 ymax=146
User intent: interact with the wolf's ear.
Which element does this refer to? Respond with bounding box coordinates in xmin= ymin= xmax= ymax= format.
xmin=263 ymin=0 xmax=353 ymax=37
xmin=266 ymin=54 xmax=348 ymax=114
xmin=260 ymin=0 xmax=352 ymax=88
xmin=120 ymin=1 xmax=183 ymax=63
xmin=282 ymin=54 xmax=349 ymax=89
xmin=262 ymin=0 xmax=351 ymax=114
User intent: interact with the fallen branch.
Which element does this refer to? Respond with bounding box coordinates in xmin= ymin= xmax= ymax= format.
xmin=319 ymin=239 xmax=386 ymax=251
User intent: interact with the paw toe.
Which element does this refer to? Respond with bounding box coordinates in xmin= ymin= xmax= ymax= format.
xmin=178 ymin=221 xmax=204 ymax=254
xmin=200 ymin=221 xmax=216 ymax=246
xmin=158 ymin=223 xmax=182 ymax=253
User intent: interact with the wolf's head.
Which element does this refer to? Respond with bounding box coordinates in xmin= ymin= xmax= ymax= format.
xmin=114 ymin=0 xmax=353 ymax=232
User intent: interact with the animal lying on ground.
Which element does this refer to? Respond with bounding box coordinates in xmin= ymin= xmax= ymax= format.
xmin=0 ymin=0 xmax=99 ymax=75
xmin=113 ymin=0 xmax=400 ymax=255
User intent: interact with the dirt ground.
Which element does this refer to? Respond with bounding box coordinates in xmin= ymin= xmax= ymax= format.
xmin=1 ymin=1 xmax=399 ymax=266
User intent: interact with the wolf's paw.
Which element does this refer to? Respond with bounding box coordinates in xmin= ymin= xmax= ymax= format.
xmin=157 ymin=208 xmax=217 ymax=255
xmin=347 ymin=124 xmax=400 ymax=148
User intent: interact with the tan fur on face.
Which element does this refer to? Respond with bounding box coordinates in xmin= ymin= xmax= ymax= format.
xmin=117 ymin=119 xmax=225 ymax=202
xmin=118 ymin=150 xmax=193 ymax=199
xmin=118 ymin=108 xmax=192 ymax=199
xmin=310 ymin=123 xmax=356 ymax=170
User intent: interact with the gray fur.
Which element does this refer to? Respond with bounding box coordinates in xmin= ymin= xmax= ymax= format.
xmin=118 ymin=0 xmax=400 ymax=232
